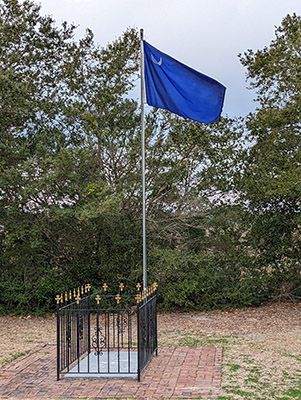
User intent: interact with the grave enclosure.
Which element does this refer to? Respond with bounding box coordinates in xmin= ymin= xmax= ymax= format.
xmin=56 ymin=283 xmax=158 ymax=381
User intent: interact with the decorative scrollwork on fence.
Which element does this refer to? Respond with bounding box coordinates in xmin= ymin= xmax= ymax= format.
xmin=92 ymin=326 xmax=106 ymax=355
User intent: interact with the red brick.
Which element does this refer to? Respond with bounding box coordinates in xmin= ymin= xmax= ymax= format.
xmin=0 ymin=345 xmax=222 ymax=399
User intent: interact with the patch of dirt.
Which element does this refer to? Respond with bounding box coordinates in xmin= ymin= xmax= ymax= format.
xmin=158 ymin=302 xmax=301 ymax=399
xmin=0 ymin=314 xmax=56 ymax=366
xmin=158 ymin=302 xmax=301 ymax=337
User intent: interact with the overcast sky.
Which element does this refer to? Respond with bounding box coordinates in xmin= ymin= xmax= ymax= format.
xmin=37 ymin=0 xmax=300 ymax=118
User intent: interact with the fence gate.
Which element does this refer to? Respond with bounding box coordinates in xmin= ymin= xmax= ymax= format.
xmin=56 ymin=283 xmax=157 ymax=381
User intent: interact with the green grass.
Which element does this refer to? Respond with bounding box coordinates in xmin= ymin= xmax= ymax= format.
xmin=1 ymin=351 xmax=26 ymax=366
xmin=225 ymin=389 xmax=255 ymax=397
xmin=246 ymin=366 xmax=262 ymax=383
xmin=220 ymin=343 xmax=301 ymax=400
xmin=285 ymin=354 xmax=301 ymax=362
xmin=159 ymin=328 xmax=301 ymax=399
xmin=10 ymin=351 xmax=25 ymax=360
xmin=283 ymin=388 xmax=301 ymax=399
xmin=178 ymin=337 xmax=201 ymax=346
xmin=228 ymin=363 xmax=241 ymax=371
xmin=175 ymin=333 xmax=232 ymax=348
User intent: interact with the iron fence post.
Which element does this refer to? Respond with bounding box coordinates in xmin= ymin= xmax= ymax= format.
xmin=137 ymin=302 xmax=141 ymax=382
xmin=56 ymin=301 xmax=60 ymax=381
xmin=76 ymin=304 xmax=80 ymax=372
xmin=87 ymin=289 xmax=91 ymax=373
xmin=155 ymin=293 xmax=158 ymax=356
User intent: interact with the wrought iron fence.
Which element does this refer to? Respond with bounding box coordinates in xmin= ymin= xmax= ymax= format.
xmin=137 ymin=288 xmax=157 ymax=381
xmin=56 ymin=282 xmax=158 ymax=381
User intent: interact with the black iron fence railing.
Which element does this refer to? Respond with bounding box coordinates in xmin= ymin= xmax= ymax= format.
xmin=137 ymin=291 xmax=157 ymax=381
xmin=56 ymin=283 xmax=158 ymax=381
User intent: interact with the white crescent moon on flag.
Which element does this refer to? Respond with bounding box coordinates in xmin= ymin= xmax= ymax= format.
xmin=151 ymin=54 xmax=162 ymax=66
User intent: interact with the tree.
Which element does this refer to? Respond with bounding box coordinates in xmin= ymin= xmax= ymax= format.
xmin=238 ymin=14 xmax=301 ymax=299
xmin=3 ymin=1 xmax=299 ymax=314
xmin=0 ymin=0 xmax=141 ymax=313
xmin=0 ymin=0 xmax=248 ymax=312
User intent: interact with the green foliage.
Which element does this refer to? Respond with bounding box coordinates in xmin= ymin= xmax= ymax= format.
xmin=150 ymin=245 xmax=271 ymax=311
xmin=0 ymin=0 xmax=141 ymax=314
xmin=0 ymin=3 xmax=300 ymax=314
xmin=237 ymin=13 xmax=301 ymax=301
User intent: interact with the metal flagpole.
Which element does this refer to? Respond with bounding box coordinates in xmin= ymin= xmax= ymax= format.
xmin=140 ymin=29 xmax=147 ymax=291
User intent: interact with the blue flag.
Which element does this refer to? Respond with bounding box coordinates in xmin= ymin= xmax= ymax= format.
xmin=143 ymin=41 xmax=226 ymax=124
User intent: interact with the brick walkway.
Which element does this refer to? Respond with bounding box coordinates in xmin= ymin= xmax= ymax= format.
xmin=0 ymin=344 xmax=222 ymax=399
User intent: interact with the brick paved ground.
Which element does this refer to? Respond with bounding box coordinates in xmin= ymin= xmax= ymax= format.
xmin=0 ymin=345 xmax=222 ymax=399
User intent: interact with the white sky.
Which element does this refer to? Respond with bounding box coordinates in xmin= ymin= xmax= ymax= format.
xmin=37 ymin=0 xmax=301 ymax=118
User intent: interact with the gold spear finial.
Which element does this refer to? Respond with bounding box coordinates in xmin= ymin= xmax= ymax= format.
xmin=81 ymin=285 xmax=84 ymax=295
xmin=69 ymin=290 xmax=72 ymax=300
xmin=60 ymin=293 xmax=63 ymax=303
xmin=65 ymin=292 xmax=68 ymax=302
xmin=73 ymin=288 xmax=76 ymax=298
xmin=135 ymin=293 xmax=141 ymax=303
xmin=115 ymin=294 xmax=121 ymax=304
